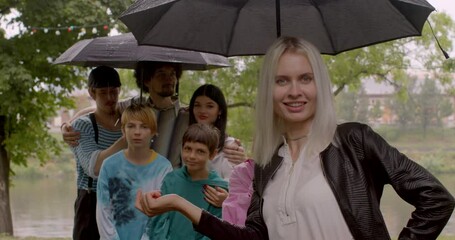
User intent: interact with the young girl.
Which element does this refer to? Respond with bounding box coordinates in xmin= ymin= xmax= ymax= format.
xmin=189 ymin=84 xmax=244 ymax=180
xmin=96 ymin=104 xmax=172 ymax=240
xmin=145 ymin=123 xmax=228 ymax=240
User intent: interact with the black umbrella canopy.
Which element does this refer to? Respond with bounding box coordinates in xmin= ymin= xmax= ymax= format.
xmin=119 ymin=0 xmax=435 ymax=57
xmin=53 ymin=33 xmax=230 ymax=70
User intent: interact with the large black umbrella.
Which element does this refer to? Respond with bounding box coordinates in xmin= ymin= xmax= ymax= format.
xmin=119 ymin=0 xmax=435 ymax=57
xmin=53 ymin=32 xmax=230 ymax=70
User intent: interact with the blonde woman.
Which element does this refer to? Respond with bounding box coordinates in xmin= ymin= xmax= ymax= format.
xmin=135 ymin=37 xmax=454 ymax=240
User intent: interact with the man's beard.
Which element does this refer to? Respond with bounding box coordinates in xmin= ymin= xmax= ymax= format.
xmin=158 ymin=84 xmax=175 ymax=97
xmin=158 ymin=91 xmax=174 ymax=97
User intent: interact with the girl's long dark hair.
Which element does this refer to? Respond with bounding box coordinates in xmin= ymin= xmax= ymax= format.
xmin=189 ymin=84 xmax=227 ymax=150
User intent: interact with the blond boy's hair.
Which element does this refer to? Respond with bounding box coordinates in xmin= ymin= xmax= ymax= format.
xmin=121 ymin=103 xmax=157 ymax=134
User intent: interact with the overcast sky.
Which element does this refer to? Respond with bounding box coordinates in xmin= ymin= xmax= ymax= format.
xmin=2 ymin=2 xmax=455 ymax=38
xmin=430 ymin=1 xmax=455 ymax=18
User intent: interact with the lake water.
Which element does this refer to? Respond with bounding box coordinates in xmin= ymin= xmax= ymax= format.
xmin=10 ymin=174 xmax=455 ymax=238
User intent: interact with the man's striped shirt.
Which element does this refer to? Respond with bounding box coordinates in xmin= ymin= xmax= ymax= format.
xmin=71 ymin=114 xmax=122 ymax=191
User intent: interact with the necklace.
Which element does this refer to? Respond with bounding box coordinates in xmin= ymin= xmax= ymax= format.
xmin=286 ymin=135 xmax=308 ymax=141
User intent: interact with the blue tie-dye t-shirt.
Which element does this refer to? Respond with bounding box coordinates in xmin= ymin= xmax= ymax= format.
xmin=96 ymin=150 xmax=172 ymax=240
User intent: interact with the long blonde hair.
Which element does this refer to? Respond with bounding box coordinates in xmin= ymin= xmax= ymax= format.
xmin=253 ymin=37 xmax=337 ymax=167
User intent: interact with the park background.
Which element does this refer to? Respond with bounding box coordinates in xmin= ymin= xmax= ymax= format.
xmin=1 ymin=0 xmax=455 ymax=239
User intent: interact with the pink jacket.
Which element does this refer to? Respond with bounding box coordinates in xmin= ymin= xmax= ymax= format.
xmin=222 ymin=159 xmax=254 ymax=226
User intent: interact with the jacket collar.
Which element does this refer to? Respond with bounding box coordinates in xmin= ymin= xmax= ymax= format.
xmin=254 ymin=146 xmax=284 ymax=197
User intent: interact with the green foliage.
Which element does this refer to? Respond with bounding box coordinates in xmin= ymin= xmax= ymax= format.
xmin=335 ymin=87 xmax=373 ymax=124
xmin=418 ymin=151 xmax=455 ymax=174
xmin=326 ymin=13 xmax=454 ymax=97
xmin=369 ymin=100 xmax=382 ymax=121
xmin=374 ymin=126 xmax=401 ymax=142
xmin=0 ymin=1 xmax=135 ymax=231
xmin=335 ymin=89 xmax=357 ymax=122
xmin=416 ymin=78 xmax=441 ymax=132
xmin=117 ymin=69 xmax=138 ymax=99
xmin=439 ymin=98 xmax=453 ymax=120
xmin=179 ymin=57 xmax=262 ymax=154
xmin=387 ymin=76 xmax=453 ymax=132
xmin=0 ymin=0 xmax=134 ymax=171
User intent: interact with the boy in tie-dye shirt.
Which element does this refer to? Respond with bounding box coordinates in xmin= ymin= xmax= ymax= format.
xmin=96 ymin=104 xmax=172 ymax=240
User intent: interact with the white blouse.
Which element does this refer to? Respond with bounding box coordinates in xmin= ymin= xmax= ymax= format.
xmin=262 ymin=143 xmax=353 ymax=240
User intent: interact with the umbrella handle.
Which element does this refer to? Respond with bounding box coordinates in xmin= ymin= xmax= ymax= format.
xmin=275 ymin=0 xmax=281 ymax=37
xmin=140 ymin=67 xmax=144 ymax=103
xmin=175 ymin=80 xmax=179 ymax=97
xmin=427 ymin=20 xmax=450 ymax=59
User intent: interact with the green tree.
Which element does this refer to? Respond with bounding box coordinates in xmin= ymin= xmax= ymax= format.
xmin=369 ymin=100 xmax=383 ymax=123
xmin=416 ymin=77 xmax=444 ymax=137
xmin=438 ymin=98 xmax=453 ymax=126
xmin=0 ymin=0 xmax=133 ymax=234
xmin=388 ymin=77 xmax=418 ymax=128
xmin=356 ymin=87 xmax=370 ymax=124
xmin=326 ymin=13 xmax=454 ymax=97
xmin=335 ymin=86 xmax=370 ymax=124
xmin=335 ymin=89 xmax=357 ymax=122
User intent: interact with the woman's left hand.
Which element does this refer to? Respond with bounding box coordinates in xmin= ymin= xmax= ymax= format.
xmin=203 ymin=185 xmax=228 ymax=208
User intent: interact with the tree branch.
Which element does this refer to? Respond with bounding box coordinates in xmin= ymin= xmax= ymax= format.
xmin=227 ymin=102 xmax=254 ymax=109
xmin=333 ymin=83 xmax=346 ymax=96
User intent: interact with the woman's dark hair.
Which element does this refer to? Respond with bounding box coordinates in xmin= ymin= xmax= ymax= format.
xmin=189 ymin=84 xmax=227 ymax=150
xmin=134 ymin=61 xmax=183 ymax=93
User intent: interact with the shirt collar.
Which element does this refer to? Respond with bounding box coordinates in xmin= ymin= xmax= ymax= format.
xmin=146 ymin=97 xmax=181 ymax=116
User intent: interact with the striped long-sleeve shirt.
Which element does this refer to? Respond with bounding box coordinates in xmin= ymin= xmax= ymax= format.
xmin=71 ymin=114 xmax=122 ymax=191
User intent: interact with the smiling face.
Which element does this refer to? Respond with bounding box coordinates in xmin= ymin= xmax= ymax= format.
xmin=273 ymin=51 xmax=317 ymax=126
xmin=182 ymin=141 xmax=214 ymax=173
xmin=193 ymin=95 xmax=220 ymax=126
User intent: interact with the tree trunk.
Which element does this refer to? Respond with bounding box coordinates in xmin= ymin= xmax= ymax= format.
xmin=0 ymin=115 xmax=13 ymax=235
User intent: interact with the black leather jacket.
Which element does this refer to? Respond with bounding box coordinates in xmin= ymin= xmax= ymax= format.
xmin=195 ymin=122 xmax=455 ymax=240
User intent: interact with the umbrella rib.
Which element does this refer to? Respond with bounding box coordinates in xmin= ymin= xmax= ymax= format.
xmin=142 ymin=0 xmax=175 ymax=43
xmin=226 ymin=0 xmax=251 ymax=56
xmin=308 ymin=0 xmax=336 ymax=53
xmin=276 ymin=0 xmax=281 ymax=37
